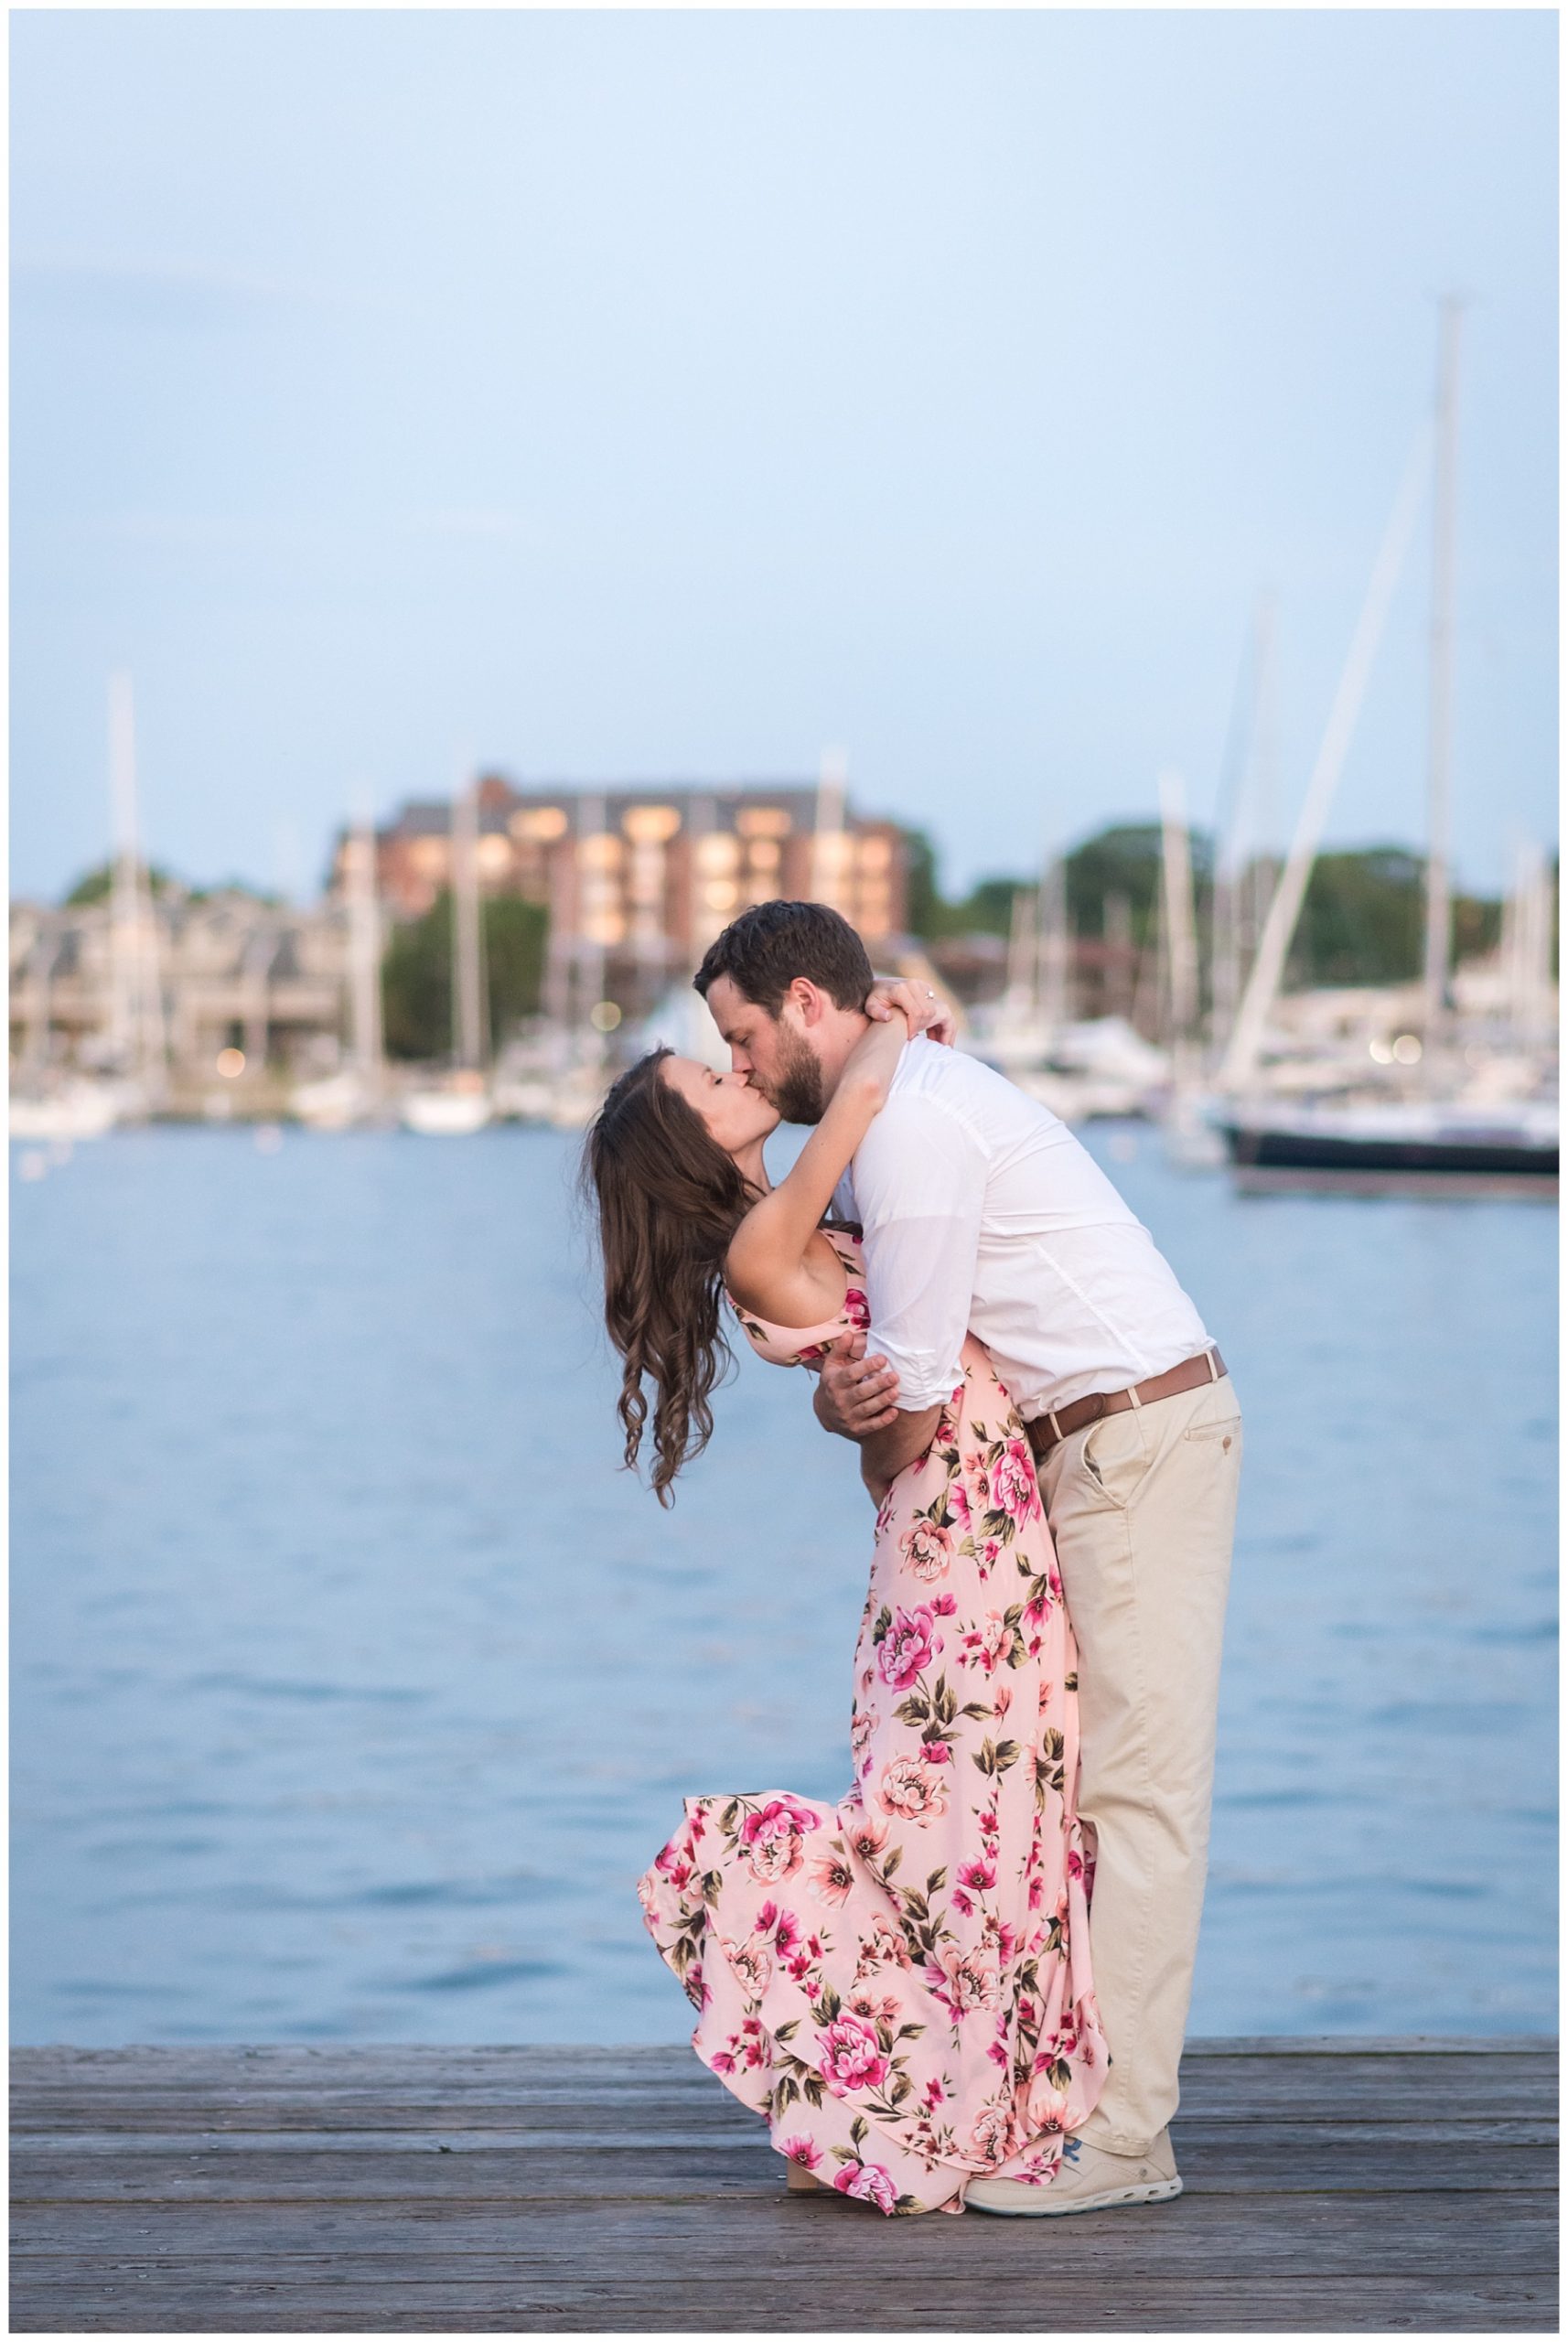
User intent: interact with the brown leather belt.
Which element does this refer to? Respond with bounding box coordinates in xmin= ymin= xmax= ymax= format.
xmin=1026 ymin=1348 xmax=1229 ymax=1462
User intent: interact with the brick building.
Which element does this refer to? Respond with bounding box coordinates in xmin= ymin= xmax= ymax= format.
xmin=340 ymin=777 xmax=909 ymax=1021
xmin=10 ymin=891 xmax=349 ymax=1081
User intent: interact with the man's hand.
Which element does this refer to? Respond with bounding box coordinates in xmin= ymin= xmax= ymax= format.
xmin=859 ymin=1402 xmax=943 ymax=1506
xmin=865 ymin=978 xmax=955 ymax=1047
xmin=813 ymin=1330 xmax=901 ymax=1440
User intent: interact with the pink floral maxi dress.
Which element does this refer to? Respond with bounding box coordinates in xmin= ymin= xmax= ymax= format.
xmin=637 ymin=1230 xmax=1107 ymax=2215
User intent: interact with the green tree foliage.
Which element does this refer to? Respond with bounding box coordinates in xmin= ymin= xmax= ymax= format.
xmin=64 ymin=860 xmax=177 ymax=906
xmin=1289 ymin=847 xmax=1503 ymax=986
xmin=1291 ymin=847 xmax=1423 ymax=985
xmin=907 ymin=822 xmax=1216 ymax=949
xmin=381 ymin=891 xmax=549 ymax=1060
xmin=903 ymin=822 xmax=1508 ymax=991
xmin=1065 ymin=822 xmax=1215 ymax=945
xmin=903 ymin=830 xmax=1053 ymax=940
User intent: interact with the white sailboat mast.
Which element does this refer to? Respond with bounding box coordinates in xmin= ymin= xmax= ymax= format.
xmin=1219 ymin=422 xmax=1433 ymax=1094
xmin=1004 ymin=883 xmax=1035 ymax=1007
xmin=107 ymin=671 xmax=167 ymax=1089
xmin=347 ymin=801 xmax=384 ymax=1091
xmin=1036 ymin=843 xmax=1068 ymax=1033
xmin=1158 ymin=768 xmax=1199 ymax=1065
xmin=1422 ymin=296 xmax=1464 ymax=1048
xmin=452 ymin=772 xmax=489 ymax=1069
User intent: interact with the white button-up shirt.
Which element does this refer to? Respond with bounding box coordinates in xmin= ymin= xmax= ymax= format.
xmin=832 ymin=1037 xmax=1212 ymax=1420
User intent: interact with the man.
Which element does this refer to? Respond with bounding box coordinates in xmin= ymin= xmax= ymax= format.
xmin=696 ymin=899 xmax=1241 ymax=2218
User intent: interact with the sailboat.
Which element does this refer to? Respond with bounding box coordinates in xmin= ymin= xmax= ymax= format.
xmin=401 ymin=774 xmax=493 ymax=1136
xmin=966 ymin=841 xmax=1169 ymax=1122
xmin=292 ymin=800 xmax=392 ymax=1130
xmin=1158 ymin=770 xmax=1226 ymax=1166
xmin=1216 ymin=300 xmax=1558 ymax=1191
xmin=13 ymin=674 xmax=166 ymax=1141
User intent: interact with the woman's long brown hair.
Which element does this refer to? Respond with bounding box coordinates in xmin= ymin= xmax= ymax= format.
xmin=582 ymin=1049 xmax=759 ymax=1504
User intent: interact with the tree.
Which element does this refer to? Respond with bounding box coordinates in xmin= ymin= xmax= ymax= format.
xmin=904 ymin=822 xmax=1216 ymax=950
xmin=381 ymin=892 xmax=548 ymax=1060
xmin=902 ymin=829 xmax=1042 ymax=941
xmin=1287 ymin=847 xmax=1501 ymax=987
xmin=64 ymin=860 xmax=177 ymax=906
xmin=899 ymin=820 xmax=1508 ymax=994
xmin=1065 ymin=823 xmax=1213 ymax=946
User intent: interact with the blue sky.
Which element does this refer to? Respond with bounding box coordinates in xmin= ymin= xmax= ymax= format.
xmin=11 ymin=9 xmax=1558 ymax=904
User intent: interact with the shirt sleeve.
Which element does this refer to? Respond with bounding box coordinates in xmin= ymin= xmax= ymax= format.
xmin=852 ymin=1089 xmax=986 ymax=1412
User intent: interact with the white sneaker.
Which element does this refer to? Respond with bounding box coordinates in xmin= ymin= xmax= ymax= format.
xmin=966 ymin=2128 xmax=1182 ymax=2217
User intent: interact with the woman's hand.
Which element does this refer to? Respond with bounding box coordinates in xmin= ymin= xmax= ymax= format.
xmin=865 ymin=978 xmax=956 ymax=1046
xmin=840 ymin=1002 xmax=911 ymax=1112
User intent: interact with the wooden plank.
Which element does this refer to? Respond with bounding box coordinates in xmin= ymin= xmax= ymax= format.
xmin=8 ymin=2193 xmax=1556 ymax=2272
xmin=9 ymin=2042 xmax=1558 ymax=2337
xmin=13 ymin=2058 xmax=1556 ymax=2132
xmin=12 ymin=2038 xmax=1556 ymax=2103
xmin=7 ymin=2274 xmax=1557 ymax=2335
xmin=11 ymin=2035 xmax=1554 ymax=2069
xmin=9 ymin=2192 xmax=1563 ymax=2267
xmin=11 ymin=2127 xmax=1559 ymax=2200
xmin=14 ymin=2112 xmax=1556 ymax=2153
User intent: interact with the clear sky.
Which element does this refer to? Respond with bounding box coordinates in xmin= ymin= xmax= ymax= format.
xmin=11 ymin=8 xmax=1558 ymax=906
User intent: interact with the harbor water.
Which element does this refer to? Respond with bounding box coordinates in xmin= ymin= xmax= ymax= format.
xmin=11 ymin=1122 xmax=1557 ymax=2044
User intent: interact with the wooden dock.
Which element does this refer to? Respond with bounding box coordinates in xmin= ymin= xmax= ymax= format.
xmin=10 ymin=2037 xmax=1556 ymax=2332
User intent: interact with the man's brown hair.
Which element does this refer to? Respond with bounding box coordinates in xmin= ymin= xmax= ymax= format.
xmin=693 ymin=899 xmax=875 ymax=1015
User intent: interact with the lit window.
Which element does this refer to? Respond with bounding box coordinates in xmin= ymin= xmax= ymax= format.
xmin=622 ymin=805 xmax=682 ymax=844
xmin=511 ymin=806 xmax=569 ymax=842
xmin=695 ymin=833 xmax=741 ymax=873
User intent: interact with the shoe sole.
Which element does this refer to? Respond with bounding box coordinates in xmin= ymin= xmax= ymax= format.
xmin=969 ymin=2176 xmax=1183 ymax=2218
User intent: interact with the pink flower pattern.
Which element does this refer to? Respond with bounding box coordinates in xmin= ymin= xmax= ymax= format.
xmin=639 ymin=1230 xmax=1104 ymax=2216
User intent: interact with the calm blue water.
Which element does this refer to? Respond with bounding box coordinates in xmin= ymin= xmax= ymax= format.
xmin=11 ymin=1123 xmax=1557 ymax=2043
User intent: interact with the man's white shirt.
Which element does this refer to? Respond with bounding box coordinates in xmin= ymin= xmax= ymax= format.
xmin=830 ymin=1037 xmax=1212 ymax=1421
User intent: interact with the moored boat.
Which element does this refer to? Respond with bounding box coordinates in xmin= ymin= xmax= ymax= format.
xmin=1219 ymin=1096 xmax=1557 ymax=1180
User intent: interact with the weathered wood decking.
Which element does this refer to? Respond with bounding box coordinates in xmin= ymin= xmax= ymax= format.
xmin=10 ymin=2038 xmax=1557 ymax=2333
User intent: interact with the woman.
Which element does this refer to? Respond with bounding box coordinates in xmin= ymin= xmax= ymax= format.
xmin=584 ymin=995 xmax=1105 ymax=2216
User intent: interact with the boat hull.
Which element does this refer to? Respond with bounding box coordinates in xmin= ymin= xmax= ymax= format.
xmin=400 ymin=1091 xmax=493 ymax=1137
xmin=1220 ymin=1122 xmax=1558 ymax=1178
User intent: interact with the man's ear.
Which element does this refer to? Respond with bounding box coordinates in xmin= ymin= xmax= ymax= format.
xmin=789 ymin=977 xmax=826 ymax=1026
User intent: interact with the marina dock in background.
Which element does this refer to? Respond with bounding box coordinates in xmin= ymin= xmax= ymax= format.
xmin=10 ymin=2038 xmax=1557 ymax=2332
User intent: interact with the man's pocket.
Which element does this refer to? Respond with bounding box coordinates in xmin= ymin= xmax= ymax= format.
xmin=1076 ymin=1408 xmax=1152 ymax=1510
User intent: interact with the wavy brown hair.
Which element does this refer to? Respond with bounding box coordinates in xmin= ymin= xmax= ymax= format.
xmin=582 ymin=1049 xmax=759 ymax=1505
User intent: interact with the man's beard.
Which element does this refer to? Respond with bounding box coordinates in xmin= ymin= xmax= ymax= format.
xmin=761 ymin=1027 xmax=828 ymax=1124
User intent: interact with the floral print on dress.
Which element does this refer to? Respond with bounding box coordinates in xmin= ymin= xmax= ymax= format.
xmin=638 ymin=1230 xmax=1105 ymax=2215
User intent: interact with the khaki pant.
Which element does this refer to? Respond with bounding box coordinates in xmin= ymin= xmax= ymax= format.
xmin=1035 ymin=1373 xmax=1242 ymax=2153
